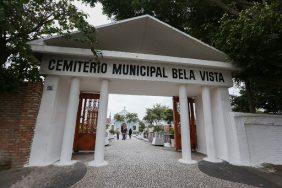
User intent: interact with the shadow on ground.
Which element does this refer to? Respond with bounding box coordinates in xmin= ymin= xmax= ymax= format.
xmin=198 ymin=161 xmax=282 ymax=188
xmin=0 ymin=162 xmax=87 ymax=188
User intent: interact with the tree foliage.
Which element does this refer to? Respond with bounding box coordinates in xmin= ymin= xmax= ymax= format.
xmin=138 ymin=120 xmax=146 ymax=132
xmin=0 ymin=0 xmax=96 ymax=92
xmin=231 ymin=81 xmax=282 ymax=114
xmin=84 ymin=0 xmax=262 ymax=44
xmin=143 ymin=104 xmax=173 ymax=125
xmin=126 ymin=112 xmax=139 ymax=123
xmin=214 ymin=2 xmax=281 ymax=81
xmin=114 ymin=113 xmax=125 ymax=122
xmin=163 ymin=108 xmax=173 ymax=124
xmin=214 ymin=1 xmax=282 ymax=113
xmin=153 ymin=125 xmax=162 ymax=132
xmin=114 ymin=111 xmax=139 ymax=123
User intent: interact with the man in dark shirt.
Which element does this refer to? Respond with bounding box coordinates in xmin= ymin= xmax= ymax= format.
xmin=129 ymin=128 xmax=132 ymax=139
xmin=121 ymin=123 xmax=127 ymax=140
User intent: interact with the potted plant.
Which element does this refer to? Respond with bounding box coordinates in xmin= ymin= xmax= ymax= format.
xmin=169 ymin=128 xmax=175 ymax=147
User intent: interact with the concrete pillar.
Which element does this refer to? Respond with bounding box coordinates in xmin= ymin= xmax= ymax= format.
xmin=89 ymin=80 xmax=109 ymax=167
xmin=178 ymin=85 xmax=197 ymax=164
xmin=215 ymin=88 xmax=242 ymax=165
xmin=195 ymin=96 xmax=207 ymax=155
xmin=57 ymin=77 xmax=80 ymax=165
xmin=29 ymin=76 xmax=60 ymax=166
xmin=210 ymin=87 xmax=229 ymax=161
xmin=202 ymin=86 xmax=221 ymax=162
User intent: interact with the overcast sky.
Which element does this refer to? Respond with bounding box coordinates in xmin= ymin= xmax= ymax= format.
xmin=73 ymin=1 xmax=111 ymax=26
xmin=73 ymin=1 xmax=238 ymax=119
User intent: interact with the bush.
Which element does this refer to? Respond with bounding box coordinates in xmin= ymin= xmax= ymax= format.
xmin=109 ymin=129 xmax=115 ymax=134
xmin=153 ymin=125 xmax=162 ymax=132
xmin=169 ymin=128 xmax=174 ymax=139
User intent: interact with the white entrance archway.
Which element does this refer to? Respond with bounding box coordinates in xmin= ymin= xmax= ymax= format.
xmin=28 ymin=15 xmax=236 ymax=167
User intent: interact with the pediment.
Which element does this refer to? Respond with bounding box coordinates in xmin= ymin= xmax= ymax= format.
xmin=30 ymin=15 xmax=229 ymax=62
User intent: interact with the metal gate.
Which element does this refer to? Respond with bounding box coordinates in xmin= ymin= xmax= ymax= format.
xmin=172 ymin=96 xmax=197 ymax=151
xmin=73 ymin=93 xmax=100 ymax=152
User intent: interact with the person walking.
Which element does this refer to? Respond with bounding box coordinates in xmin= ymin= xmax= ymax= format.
xmin=121 ymin=123 xmax=127 ymax=140
xmin=129 ymin=128 xmax=132 ymax=139
xmin=121 ymin=125 xmax=124 ymax=140
xmin=116 ymin=128 xmax=120 ymax=140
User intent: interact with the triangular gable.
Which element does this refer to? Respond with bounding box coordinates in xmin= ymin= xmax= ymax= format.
xmin=30 ymin=15 xmax=229 ymax=62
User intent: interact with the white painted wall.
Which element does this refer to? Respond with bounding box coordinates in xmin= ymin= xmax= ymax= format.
xmin=231 ymin=113 xmax=282 ymax=166
xmin=29 ymin=76 xmax=59 ymax=166
xmin=196 ymin=91 xmax=282 ymax=166
xmin=29 ymin=76 xmax=70 ymax=166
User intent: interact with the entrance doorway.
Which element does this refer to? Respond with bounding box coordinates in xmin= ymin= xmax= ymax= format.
xmin=73 ymin=93 xmax=100 ymax=152
xmin=72 ymin=94 xmax=200 ymax=164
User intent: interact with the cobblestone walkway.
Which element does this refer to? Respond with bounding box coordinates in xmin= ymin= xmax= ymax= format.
xmin=73 ymin=137 xmax=252 ymax=188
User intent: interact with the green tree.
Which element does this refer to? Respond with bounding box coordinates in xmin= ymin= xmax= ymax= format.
xmin=143 ymin=108 xmax=155 ymax=125
xmin=213 ymin=1 xmax=282 ymax=113
xmin=138 ymin=120 xmax=146 ymax=132
xmin=150 ymin=104 xmax=166 ymax=124
xmin=126 ymin=112 xmax=139 ymax=124
xmin=143 ymin=104 xmax=162 ymax=125
xmin=153 ymin=125 xmax=162 ymax=133
xmin=114 ymin=112 xmax=139 ymax=124
xmin=114 ymin=113 xmax=125 ymax=122
xmin=162 ymin=108 xmax=173 ymax=124
xmin=0 ymin=0 xmax=96 ymax=92
xmin=231 ymin=82 xmax=282 ymax=114
xmin=84 ymin=0 xmax=259 ymax=44
xmin=143 ymin=104 xmax=173 ymax=125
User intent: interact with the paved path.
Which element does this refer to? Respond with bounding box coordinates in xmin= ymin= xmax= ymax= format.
xmin=2 ymin=137 xmax=281 ymax=187
xmin=73 ymin=137 xmax=252 ymax=188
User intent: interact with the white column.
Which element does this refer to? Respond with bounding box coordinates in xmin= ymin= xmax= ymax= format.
xmin=89 ymin=80 xmax=109 ymax=167
xmin=57 ymin=77 xmax=80 ymax=165
xmin=29 ymin=76 xmax=60 ymax=166
xmin=178 ymin=85 xmax=197 ymax=164
xmin=210 ymin=88 xmax=229 ymax=161
xmin=202 ymin=86 xmax=222 ymax=162
xmin=195 ymin=96 xmax=207 ymax=155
